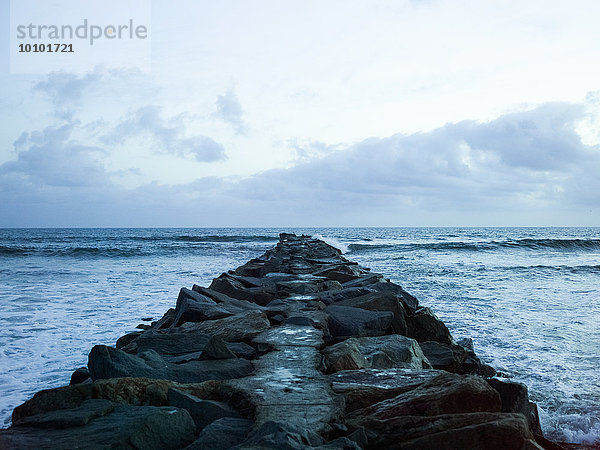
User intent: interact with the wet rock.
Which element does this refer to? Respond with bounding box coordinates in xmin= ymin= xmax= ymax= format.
xmin=13 ymin=399 xmax=114 ymax=428
xmin=406 ymin=307 xmax=454 ymax=344
xmin=237 ymin=421 xmax=324 ymax=449
xmin=349 ymin=412 xmax=536 ymax=450
xmin=209 ymin=274 xmax=276 ymax=305
xmin=185 ymin=417 xmax=253 ymax=449
xmin=349 ymin=372 xmax=501 ymax=420
xmin=88 ymin=345 xmax=253 ymax=383
xmin=151 ymin=308 xmax=176 ymax=329
xmin=179 ymin=310 xmax=271 ymax=342
xmin=369 ymin=281 xmax=420 ymax=314
xmin=225 ymin=345 xmax=341 ymax=436
xmin=199 ymin=335 xmax=237 ymax=360
xmin=317 ymin=287 xmax=376 ymax=305
xmin=355 ymin=335 xmax=431 ymax=370
xmin=69 ymin=367 xmax=90 ymax=385
xmin=173 ymin=288 xmax=233 ymax=326
xmin=116 ymin=331 xmax=143 ymax=349
xmin=323 ymin=336 xmax=430 ymax=374
xmin=1 ymin=405 xmax=196 ymax=450
xmin=121 ymin=330 xmax=211 ymax=356
xmin=12 ymin=378 xmax=221 ymax=422
xmin=330 ymin=368 xmax=441 ymax=411
xmin=235 ymin=258 xmax=268 ymax=277
xmin=420 ymin=340 xmax=495 ymax=376
xmin=317 ymin=436 xmax=363 ymax=449
xmin=168 ymin=388 xmax=240 ymax=432
xmin=192 ymin=285 xmax=265 ymax=312
xmin=334 ymin=291 xmax=408 ymax=335
xmin=326 ymin=305 xmax=394 ymax=337
xmin=322 ymin=339 xmax=368 ymax=374
xmin=341 ymin=273 xmax=383 ymax=289
xmin=312 ymin=264 xmax=364 ymax=284
xmin=487 ymin=378 xmax=542 ymax=436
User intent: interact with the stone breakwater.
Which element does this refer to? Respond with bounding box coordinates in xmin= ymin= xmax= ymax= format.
xmin=0 ymin=233 xmax=564 ymax=449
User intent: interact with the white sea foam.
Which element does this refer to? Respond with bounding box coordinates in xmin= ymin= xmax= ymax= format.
xmin=313 ymin=234 xmax=349 ymax=253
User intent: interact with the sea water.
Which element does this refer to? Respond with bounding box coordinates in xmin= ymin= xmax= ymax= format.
xmin=0 ymin=227 xmax=598 ymax=444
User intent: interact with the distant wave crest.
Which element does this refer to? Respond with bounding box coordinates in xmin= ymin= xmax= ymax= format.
xmin=348 ymin=238 xmax=600 ymax=252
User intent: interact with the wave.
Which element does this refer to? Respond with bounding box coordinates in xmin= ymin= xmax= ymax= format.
xmin=0 ymin=246 xmax=147 ymax=258
xmin=506 ymin=264 xmax=600 ymax=274
xmin=172 ymin=235 xmax=277 ymax=243
xmin=348 ymin=238 xmax=600 ymax=253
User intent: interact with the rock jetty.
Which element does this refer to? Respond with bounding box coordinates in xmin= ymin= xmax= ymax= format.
xmin=1 ymin=233 xmax=559 ymax=449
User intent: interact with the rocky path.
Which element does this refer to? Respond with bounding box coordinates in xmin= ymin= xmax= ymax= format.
xmin=0 ymin=233 xmax=558 ymax=449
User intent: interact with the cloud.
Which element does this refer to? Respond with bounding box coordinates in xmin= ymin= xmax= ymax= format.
xmin=102 ymin=105 xmax=226 ymax=162
xmin=0 ymin=122 xmax=109 ymax=190
xmin=215 ymin=89 xmax=246 ymax=134
xmin=33 ymin=70 xmax=103 ymax=119
xmin=1 ymin=101 xmax=599 ymax=226
xmin=226 ymin=102 xmax=598 ymax=217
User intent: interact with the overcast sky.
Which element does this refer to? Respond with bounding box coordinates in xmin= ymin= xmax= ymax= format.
xmin=1 ymin=0 xmax=600 ymax=227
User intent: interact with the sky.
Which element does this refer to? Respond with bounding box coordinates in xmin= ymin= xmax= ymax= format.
xmin=1 ymin=0 xmax=600 ymax=227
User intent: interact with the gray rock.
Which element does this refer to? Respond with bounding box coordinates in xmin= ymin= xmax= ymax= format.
xmin=13 ymin=399 xmax=114 ymax=428
xmin=406 ymin=307 xmax=454 ymax=344
xmin=350 ymin=412 xmax=536 ymax=450
xmin=420 ymin=340 xmax=496 ymax=376
xmin=356 ymin=335 xmax=431 ymax=370
xmin=199 ymin=335 xmax=237 ymax=360
xmin=88 ymin=345 xmax=253 ymax=383
xmin=1 ymin=405 xmax=196 ymax=450
xmin=173 ymin=288 xmax=234 ymax=326
xmin=69 ymin=367 xmax=90 ymax=385
xmin=323 ymin=336 xmax=430 ymax=374
xmin=487 ymin=378 xmax=542 ymax=436
xmin=322 ymin=339 xmax=368 ymax=374
xmin=116 ymin=331 xmax=143 ymax=349
xmin=348 ymin=372 xmax=501 ymax=420
xmin=168 ymin=388 xmax=240 ymax=432
xmin=334 ymin=291 xmax=408 ymax=335
xmin=326 ymin=305 xmax=393 ymax=337
xmin=330 ymin=368 xmax=442 ymax=411
xmin=185 ymin=417 xmax=253 ymax=449
xmin=179 ymin=310 xmax=271 ymax=343
xmin=238 ymin=421 xmax=324 ymax=449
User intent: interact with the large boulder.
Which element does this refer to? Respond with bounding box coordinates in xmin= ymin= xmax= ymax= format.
xmin=168 ymin=388 xmax=240 ymax=432
xmin=349 ymin=412 xmax=536 ymax=450
xmin=330 ymin=368 xmax=441 ymax=412
xmin=185 ymin=417 xmax=254 ymax=449
xmin=1 ymin=405 xmax=196 ymax=450
xmin=178 ymin=310 xmax=271 ymax=343
xmin=349 ymin=372 xmax=501 ymax=420
xmin=209 ymin=274 xmax=276 ymax=306
xmin=334 ymin=291 xmax=408 ymax=335
xmin=88 ymin=345 xmax=253 ymax=383
xmin=12 ymin=378 xmax=221 ymax=423
xmin=172 ymin=288 xmax=233 ymax=326
xmin=420 ymin=341 xmax=495 ymax=376
xmin=487 ymin=378 xmax=542 ymax=436
xmin=237 ymin=421 xmax=324 ymax=449
xmin=322 ymin=339 xmax=368 ymax=374
xmin=322 ymin=336 xmax=430 ymax=374
xmin=406 ymin=307 xmax=454 ymax=344
xmin=325 ymin=305 xmax=393 ymax=337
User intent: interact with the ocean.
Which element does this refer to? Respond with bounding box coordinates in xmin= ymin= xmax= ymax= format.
xmin=0 ymin=227 xmax=598 ymax=444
